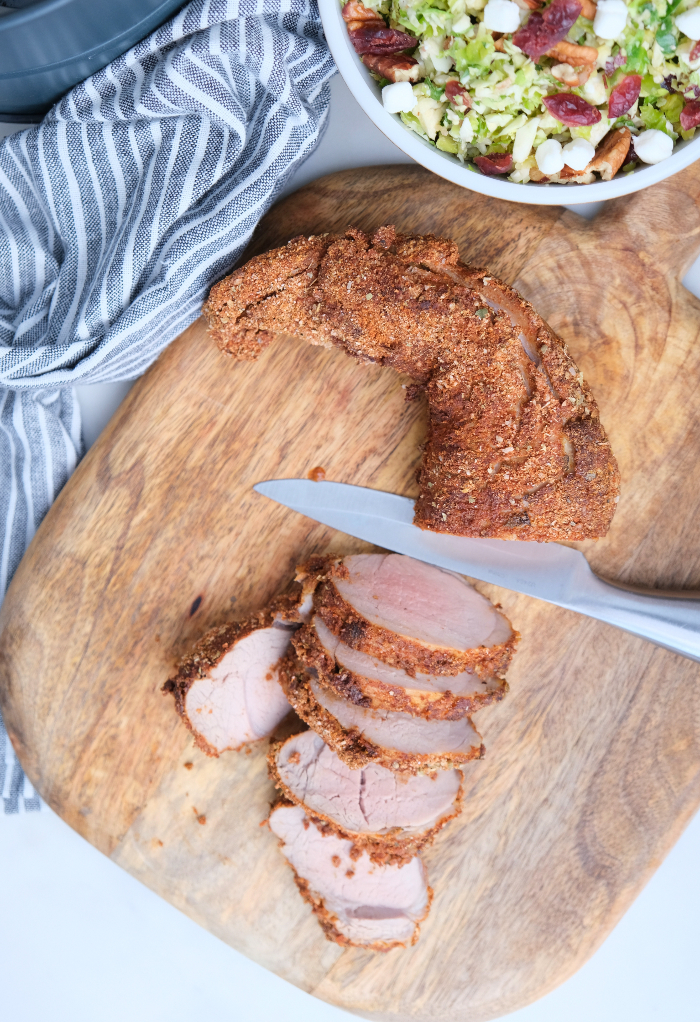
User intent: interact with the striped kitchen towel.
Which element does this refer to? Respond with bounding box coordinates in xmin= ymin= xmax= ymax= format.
xmin=0 ymin=0 xmax=335 ymax=813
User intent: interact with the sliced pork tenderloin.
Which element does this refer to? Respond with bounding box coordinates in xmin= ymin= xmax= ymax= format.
xmin=162 ymin=582 xmax=313 ymax=756
xmin=300 ymin=553 xmax=518 ymax=678
xmin=296 ymin=614 xmax=507 ymax=719
xmin=280 ymin=655 xmax=484 ymax=773
xmin=269 ymin=730 xmax=463 ymax=864
xmin=268 ymin=802 xmax=431 ymax=950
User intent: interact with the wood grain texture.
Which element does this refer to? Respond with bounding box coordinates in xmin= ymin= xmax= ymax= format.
xmin=1 ymin=164 xmax=700 ymax=1022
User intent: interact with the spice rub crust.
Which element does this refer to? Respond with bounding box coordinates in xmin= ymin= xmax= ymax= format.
xmin=293 ymin=618 xmax=508 ymax=720
xmin=204 ymin=225 xmax=620 ymax=542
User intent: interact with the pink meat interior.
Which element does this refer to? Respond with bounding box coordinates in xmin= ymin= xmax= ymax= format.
xmin=277 ymin=730 xmax=461 ymax=834
xmin=334 ymin=554 xmax=511 ymax=650
xmin=309 ymin=678 xmax=481 ymax=756
xmin=184 ymin=626 xmax=291 ymax=752
xmin=269 ymin=803 xmax=428 ymax=945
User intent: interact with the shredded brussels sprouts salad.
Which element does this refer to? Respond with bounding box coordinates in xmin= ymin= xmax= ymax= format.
xmin=340 ymin=0 xmax=700 ymax=183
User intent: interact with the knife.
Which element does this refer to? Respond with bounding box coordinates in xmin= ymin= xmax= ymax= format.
xmin=254 ymin=479 xmax=700 ymax=664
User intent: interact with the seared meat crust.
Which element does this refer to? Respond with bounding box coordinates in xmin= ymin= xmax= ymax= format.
xmin=278 ymin=653 xmax=485 ymax=774
xmin=204 ymin=226 xmax=620 ymax=541
xmin=292 ymin=620 xmax=508 ymax=720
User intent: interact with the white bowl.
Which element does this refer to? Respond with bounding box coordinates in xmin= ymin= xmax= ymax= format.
xmin=319 ymin=0 xmax=700 ymax=204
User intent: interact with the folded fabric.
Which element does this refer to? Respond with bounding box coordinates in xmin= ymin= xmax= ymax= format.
xmin=0 ymin=0 xmax=335 ymax=813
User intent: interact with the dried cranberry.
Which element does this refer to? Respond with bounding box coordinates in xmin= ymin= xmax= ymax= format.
xmin=608 ymin=75 xmax=641 ymax=119
xmin=680 ymin=99 xmax=700 ymax=131
xmin=512 ymin=0 xmax=582 ymax=62
xmin=348 ymin=25 xmax=417 ymax=55
xmin=691 ymin=40 xmax=700 ymax=62
xmin=444 ymin=80 xmax=472 ymax=111
xmin=474 ymin=153 xmax=514 ymax=175
xmin=543 ymin=92 xmax=601 ymax=125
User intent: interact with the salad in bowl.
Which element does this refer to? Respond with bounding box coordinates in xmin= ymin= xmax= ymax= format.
xmin=339 ymin=0 xmax=700 ymax=184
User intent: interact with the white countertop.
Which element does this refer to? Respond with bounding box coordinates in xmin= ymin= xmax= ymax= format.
xmin=2 ymin=75 xmax=699 ymax=1021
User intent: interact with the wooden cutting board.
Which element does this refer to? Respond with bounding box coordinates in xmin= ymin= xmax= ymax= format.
xmin=1 ymin=164 xmax=700 ymax=1022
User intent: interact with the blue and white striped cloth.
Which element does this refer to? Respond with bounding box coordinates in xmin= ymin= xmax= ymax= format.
xmin=0 ymin=0 xmax=335 ymax=813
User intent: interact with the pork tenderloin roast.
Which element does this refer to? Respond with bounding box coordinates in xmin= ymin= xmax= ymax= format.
xmin=204 ymin=226 xmax=620 ymax=542
xmin=269 ymin=802 xmax=431 ymax=950
xmin=269 ymin=730 xmax=463 ymax=863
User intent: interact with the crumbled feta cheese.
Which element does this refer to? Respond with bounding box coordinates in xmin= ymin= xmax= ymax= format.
xmin=512 ymin=116 xmax=540 ymax=162
xmin=483 ymin=0 xmax=521 ymax=33
xmin=634 ymin=128 xmax=673 ymax=164
xmin=582 ymin=73 xmax=607 ymax=106
xmin=676 ymin=6 xmax=700 ymax=40
xmin=593 ymin=0 xmax=628 ymax=39
xmin=562 ymin=136 xmax=595 ymax=170
xmin=536 ymin=138 xmax=565 ymax=174
xmin=382 ymin=81 xmax=417 ymax=114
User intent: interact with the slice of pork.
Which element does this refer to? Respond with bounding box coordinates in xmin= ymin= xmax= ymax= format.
xmin=163 ymin=583 xmax=313 ymax=756
xmin=313 ymin=553 xmax=518 ymax=677
xmin=297 ymin=615 xmax=507 ymax=718
xmin=270 ymin=730 xmax=462 ymax=861
xmin=181 ymin=625 xmax=292 ymax=754
xmin=269 ymin=802 xmax=430 ymax=949
xmin=280 ymin=658 xmax=484 ymax=773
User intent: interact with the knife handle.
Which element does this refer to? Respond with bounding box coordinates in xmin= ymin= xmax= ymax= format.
xmin=572 ymin=571 xmax=700 ymax=663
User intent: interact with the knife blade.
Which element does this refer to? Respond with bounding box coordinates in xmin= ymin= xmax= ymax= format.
xmin=254 ymin=479 xmax=700 ymax=663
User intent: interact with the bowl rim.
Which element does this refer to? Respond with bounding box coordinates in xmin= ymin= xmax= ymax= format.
xmin=319 ymin=0 xmax=700 ymax=205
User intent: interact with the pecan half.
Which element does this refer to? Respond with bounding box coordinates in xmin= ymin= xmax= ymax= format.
xmin=545 ymin=40 xmax=598 ymax=66
xmin=588 ymin=126 xmax=631 ymax=180
xmin=342 ymin=0 xmax=383 ymax=22
xmin=555 ymin=165 xmax=595 ymax=183
xmin=342 ymin=1 xmax=385 ymax=32
xmin=363 ymin=53 xmax=420 ymax=82
xmin=554 ymin=126 xmax=631 ymax=184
